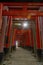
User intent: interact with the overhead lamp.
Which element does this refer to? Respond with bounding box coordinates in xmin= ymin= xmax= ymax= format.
xmin=22 ymin=21 xmax=29 ymax=29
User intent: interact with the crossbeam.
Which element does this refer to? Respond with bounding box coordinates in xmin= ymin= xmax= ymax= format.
xmin=3 ymin=2 xmax=43 ymax=6
xmin=2 ymin=10 xmax=43 ymax=16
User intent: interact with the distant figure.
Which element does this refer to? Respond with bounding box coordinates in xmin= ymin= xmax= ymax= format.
xmin=16 ymin=41 xmax=18 ymax=48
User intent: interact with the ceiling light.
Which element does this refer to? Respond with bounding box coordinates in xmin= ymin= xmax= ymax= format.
xmin=22 ymin=22 xmax=29 ymax=28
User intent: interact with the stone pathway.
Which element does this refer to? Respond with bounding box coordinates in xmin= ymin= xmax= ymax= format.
xmin=3 ymin=47 xmax=43 ymax=65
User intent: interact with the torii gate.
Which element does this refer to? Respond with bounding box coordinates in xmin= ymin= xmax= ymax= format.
xmin=0 ymin=3 xmax=43 ymax=63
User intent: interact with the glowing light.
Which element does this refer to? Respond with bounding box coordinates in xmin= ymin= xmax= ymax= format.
xmin=22 ymin=22 xmax=29 ymax=28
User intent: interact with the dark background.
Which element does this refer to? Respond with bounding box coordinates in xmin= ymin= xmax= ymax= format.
xmin=0 ymin=0 xmax=43 ymax=2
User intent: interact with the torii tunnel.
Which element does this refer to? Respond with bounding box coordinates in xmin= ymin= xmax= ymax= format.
xmin=0 ymin=2 xmax=43 ymax=64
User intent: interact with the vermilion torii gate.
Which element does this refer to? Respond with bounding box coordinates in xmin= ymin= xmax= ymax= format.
xmin=0 ymin=3 xmax=43 ymax=63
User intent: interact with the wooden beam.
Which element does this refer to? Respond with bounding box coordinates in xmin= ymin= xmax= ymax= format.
xmin=3 ymin=2 xmax=43 ymax=6
xmin=2 ymin=10 xmax=43 ymax=16
xmin=9 ymin=6 xmax=39 ymax=10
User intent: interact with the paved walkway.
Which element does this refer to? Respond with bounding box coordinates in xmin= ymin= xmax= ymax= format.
xmin=3 ymin=47 xmax=43 ymax=65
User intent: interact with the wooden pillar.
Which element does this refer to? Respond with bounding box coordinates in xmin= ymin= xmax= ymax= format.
xmin=0 ymin=3 xmax=2 ymax=30
xmin=4 ymin=16 xmax=12 ymax=55
xmin=12 ymin=29 xmax=16 ymax=50
xmin=36 ymin=16 xmax=41 ymax=49
xmin=0 ymin=3 xmax=4 ymax=63
xmin=36 ymin=16 xmax=42 ymax=60
xmin=8 ymin=16 xmax=12 ymax=53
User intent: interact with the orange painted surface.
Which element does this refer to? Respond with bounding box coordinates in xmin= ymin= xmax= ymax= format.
xmin=4 ymin=16 xmax=12 ymax=48
xmin=0 ymin=3 xmax=3 ymax=30
xmin=36 ymin=16 xmax=41 ymax=49
xmin=0 ymin=3 xmax=4 ymax=52
xmin=31 ymin=29 xmax=34 ymax=47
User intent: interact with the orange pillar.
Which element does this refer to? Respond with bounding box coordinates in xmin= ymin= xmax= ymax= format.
xmin=7 ymin=16 xmax=12 ymax=49
xmin=31 ymin=29 xmax=34 ymax=52
xmin=4 ymin=16 xmax=12 ymax=54
xmin=24 ymin=30 xmax=32 ymax=49
xmin=12 ymin=29 xmax=16 ymax=50
xmin=36 ymin=16 xmax=42 ymax=59
xmin=0 ymin=3 xmax=4 ymax=63
xmin=8 ymin=16 xmax=12 ymax=52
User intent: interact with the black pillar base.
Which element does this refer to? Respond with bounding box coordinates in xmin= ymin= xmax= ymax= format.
xmin=11 ymin=46 xmax=13 ymax=52
xmin=22 ymin=46 xmax=33 ymax=51
xmin=31 ymin=47 xmax=34 ymax=53
xmin=11 ymin=46 xmax=16 ymax=52
xmin=37 ymin=49 xmax=42 ymax=61
xmin=24 ymin=46 xmax=33 ymax=51
xmin=13 ymin=46 xmax=16 ymax=50
xmin=0 ymin=53 xmax=4 ymax=63
xmin=4 ymin=48 xmax=9 ymax=55
xmin=21 ymin=46 xmax=24 ymax=48
xmin=28 ymin=46 xmax=32 ymax=50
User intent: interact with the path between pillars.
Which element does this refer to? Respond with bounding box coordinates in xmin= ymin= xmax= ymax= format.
xmin=3 ymin=47 xmax=43 ymax=65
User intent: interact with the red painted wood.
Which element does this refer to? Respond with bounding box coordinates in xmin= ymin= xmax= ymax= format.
xmin=2 ymin=10 xmax=43 ymax=16
xmin=0 ymin=3 xmax=3 ymax=30
xmin=0 ymin=3 xmax=4 ymax=52
xmin=31 ymin=29 xmax=34 ymax=47
xmin=36 ymin=16 xmax=41 ymax=49
xmin=6 ymin=16 xmax=12 ymax=48
xmin=3 ymin=2 xmax=43 ymax=6
xmin=25 ymin=30 xmax=31 ymax=46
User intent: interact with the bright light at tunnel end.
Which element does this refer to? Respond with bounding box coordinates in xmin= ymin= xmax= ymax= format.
xmin=22 ymin=22 xmax=29 ymax=28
